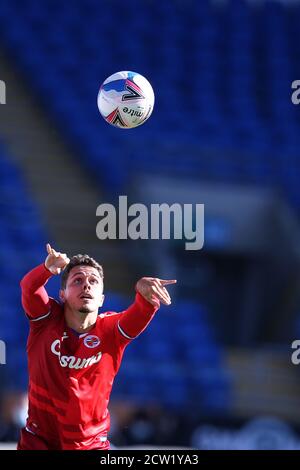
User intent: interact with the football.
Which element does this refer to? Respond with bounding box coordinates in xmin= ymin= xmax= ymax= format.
xmin=97 ymin=71 xmax=155 ymax=129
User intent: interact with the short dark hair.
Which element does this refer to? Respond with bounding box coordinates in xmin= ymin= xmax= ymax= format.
xmin=61 ymin=254 xmax=104 ymax=289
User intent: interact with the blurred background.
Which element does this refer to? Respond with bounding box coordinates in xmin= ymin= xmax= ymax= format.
xmin=0 ymin=0 xmax=300 ymax=450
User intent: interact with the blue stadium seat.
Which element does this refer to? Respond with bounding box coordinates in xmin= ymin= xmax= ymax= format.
xmin=0 ymin=143 xmax=48 ymax=391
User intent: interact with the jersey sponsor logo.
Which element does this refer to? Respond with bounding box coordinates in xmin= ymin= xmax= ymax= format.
xmin=50 ymin=339 xmax=102 ymax=369
xmin=83 ymin=335 xmax=101 ymax=349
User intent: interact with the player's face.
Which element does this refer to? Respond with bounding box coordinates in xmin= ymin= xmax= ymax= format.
xmin=61 ymin=266 xmax=104 ymax=313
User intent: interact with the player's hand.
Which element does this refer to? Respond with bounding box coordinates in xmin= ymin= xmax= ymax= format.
xmin=45 ymin=243 xmax=70 ymax=275
xmin=136 ymin=277 xmax=177 ymax=308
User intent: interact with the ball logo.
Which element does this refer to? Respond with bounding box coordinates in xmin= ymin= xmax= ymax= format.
xmin=122 ymin=80 xmax=145 ymax=101
xmin=84 ymin=335 xmax=101 ymax=349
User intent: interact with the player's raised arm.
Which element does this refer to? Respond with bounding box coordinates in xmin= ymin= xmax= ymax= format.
xmin=136 ymin=277 xmax=177 ymax=308
xmin=20 ymin=244 xmax=70 ymax=320
xmin=45 ymin=243 xmax=70 ymax=275
xmin=117 ymin=277 xmax=177 ymax=341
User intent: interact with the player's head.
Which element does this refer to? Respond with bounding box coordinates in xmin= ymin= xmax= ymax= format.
xmin=60 ymin=254 xmax=104 ymax=314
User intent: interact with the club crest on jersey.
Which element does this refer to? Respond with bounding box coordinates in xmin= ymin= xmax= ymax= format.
xmin=84 ymin=335 xmax=101 ymax=348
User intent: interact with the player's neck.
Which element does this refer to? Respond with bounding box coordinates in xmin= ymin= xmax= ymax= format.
xmin=64 ymin=305 xmax=98 ymax=333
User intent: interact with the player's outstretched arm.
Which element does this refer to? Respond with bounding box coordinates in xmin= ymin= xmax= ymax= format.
xmin=117 ymin=277 xmax=177 ymax=341
xmin=20 ymin=244 xmax=70 ymax=320
xmin=135 ymin=277 xmax=177 ymax=308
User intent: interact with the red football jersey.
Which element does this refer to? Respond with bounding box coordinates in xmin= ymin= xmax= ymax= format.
xmin=19 ymin=264 xmax=158 ymax=450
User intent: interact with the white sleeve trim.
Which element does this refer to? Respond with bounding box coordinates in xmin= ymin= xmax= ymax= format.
xmin=117 ymin=320 xmax=135 ymax=340
xmin=25 ymin=426 xmax=36 ymax=435
xmin=30 ymin=310 xmax=51 ymax=322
